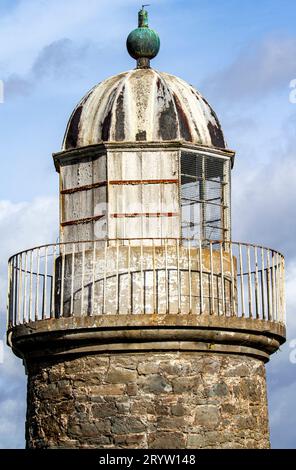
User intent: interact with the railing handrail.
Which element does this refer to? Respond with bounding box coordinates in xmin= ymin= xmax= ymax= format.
xmin=7 ymin=238 xmax=286 ymax=328
xmin=8 ymin=238 xmax=285 ymax=262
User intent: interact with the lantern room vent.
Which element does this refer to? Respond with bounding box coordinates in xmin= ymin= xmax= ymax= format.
xmin=181 ymin=152 xmax=231 ymax=241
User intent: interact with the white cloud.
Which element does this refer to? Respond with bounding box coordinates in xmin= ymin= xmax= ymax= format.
xmin=0 ymin=196 xmax=59 ymax=315
xmin=0 ymin=197 xmax=58 ymax=260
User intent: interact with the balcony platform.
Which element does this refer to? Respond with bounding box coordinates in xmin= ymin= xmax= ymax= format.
xmin=7 ymin=238 xmax=286 ymax=365
xmin=9 ymin=313 xmax=286 ymax=364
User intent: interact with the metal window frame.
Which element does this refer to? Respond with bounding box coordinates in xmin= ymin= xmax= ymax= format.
xmin=179 ymin=148 xmax=231 ymax=242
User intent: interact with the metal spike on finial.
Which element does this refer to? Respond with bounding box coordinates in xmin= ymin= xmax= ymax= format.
xmin=126 ymin=6 xmax=160 ymax=69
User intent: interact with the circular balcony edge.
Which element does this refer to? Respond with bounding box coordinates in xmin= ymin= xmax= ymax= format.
xmin=8 ymin=315 xmax=286 ymax=364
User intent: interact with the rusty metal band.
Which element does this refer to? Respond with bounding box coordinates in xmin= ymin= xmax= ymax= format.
xmin=61 ymin=214 xmax=105 ymax=227
xmin=109 ymin=179 xmax=179 ymax=185
xmin=111 ymin=212 xmax=178 ymax=219
xmin=61 ymin=181 xmax=107 ymax=195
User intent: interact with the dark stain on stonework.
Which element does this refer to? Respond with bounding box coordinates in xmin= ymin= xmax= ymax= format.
xmin=200 ymin=95 xmax=226 ymax=148
xmin=156 ymin=77 xmax=162 ymax=91
xmin=102 ymin=110 xmax=113 ymax=141
xmin=158 ymin=102 xmax=178 ymax=140
xmin=186 ymin=89 xmax=204 ymax=141
xmin=155 ymin=78 xmax=178 ymax=140
xmin=115 ymin=86 xmax=126 ymax=141
xmin=173 ymin=93 xmax=192 ymax=142
xmin=64 ymin=105 xmax=83 ymax=150
xmin=101 ymin=88 xmax=118 ymax=141
xmin=136 ymin=130 xmax=147 ymax=141
xmin=64 ymin=87 xmax=96 ymax=149
xmin=207 ymin=122 xmax=226 ymax=148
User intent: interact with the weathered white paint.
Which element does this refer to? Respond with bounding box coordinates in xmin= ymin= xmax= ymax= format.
xmin=62 ymin=69 xmax=226 ymax=150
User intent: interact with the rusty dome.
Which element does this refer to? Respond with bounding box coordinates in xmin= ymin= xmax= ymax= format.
xmin=62 ymin=68 xmax=226 ymax=151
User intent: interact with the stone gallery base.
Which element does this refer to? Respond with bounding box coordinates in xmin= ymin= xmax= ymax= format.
xmin=26 ymin=351 xmax=270 ymax=449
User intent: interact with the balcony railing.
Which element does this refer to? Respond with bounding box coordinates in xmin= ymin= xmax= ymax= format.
xmin=7 ymin=239 xmax=285 ymax=328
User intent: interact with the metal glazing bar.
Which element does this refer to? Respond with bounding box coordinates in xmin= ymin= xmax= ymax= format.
xmin=181 ymin=197 xmax=225 ymax=209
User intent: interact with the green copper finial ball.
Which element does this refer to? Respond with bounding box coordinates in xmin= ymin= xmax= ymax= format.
xmin=126 ymin=7 xmax=160 ymax=66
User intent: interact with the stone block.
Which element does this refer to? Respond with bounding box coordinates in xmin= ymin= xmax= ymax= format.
xmin=141 ymin=374 xmax=172 ymax=394
xmin=138 ymin=362 xmax=160 ymax=375
xmin=89 ymin=384 xmax=126 ymax=396
xmin=106 ymin=366 xmax=137 ymax=384
xmin=111 ymin=416 xmax=146 ymax=434
xmin=172 ymin=375 xmax=201 ymax=393
xmin=187 ymin=433 xmax=206 ymax=448
xmin=126 ymin=383 xmax=138 ymax=396
xmin=148 ymin=431 xmax=186 ymax=449
xmin=194 ymin=405 xmax=220 ymax=428
xmin=92 ymin=402 xmax=117 ymax=418
xmin=113 ymin=433 xmax=146 ymax=448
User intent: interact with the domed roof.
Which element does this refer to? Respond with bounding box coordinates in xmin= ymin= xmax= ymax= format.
xmin=62 ymin=68 xmax=226 ymax=151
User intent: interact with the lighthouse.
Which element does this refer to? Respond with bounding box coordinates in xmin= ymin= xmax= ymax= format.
xmin=7 ymin=8 xmax=286 ymax=449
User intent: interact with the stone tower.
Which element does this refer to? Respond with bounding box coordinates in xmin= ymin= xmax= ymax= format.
xmin=7 ymin=8 xmax=286 ymax=449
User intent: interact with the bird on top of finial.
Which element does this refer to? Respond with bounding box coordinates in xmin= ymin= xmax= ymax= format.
xmin=126 ymin=5 xmax=160 ymax=69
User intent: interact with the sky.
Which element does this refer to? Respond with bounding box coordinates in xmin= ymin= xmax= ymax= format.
xmin=0 ymin=0 xmax=295 ymax=448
